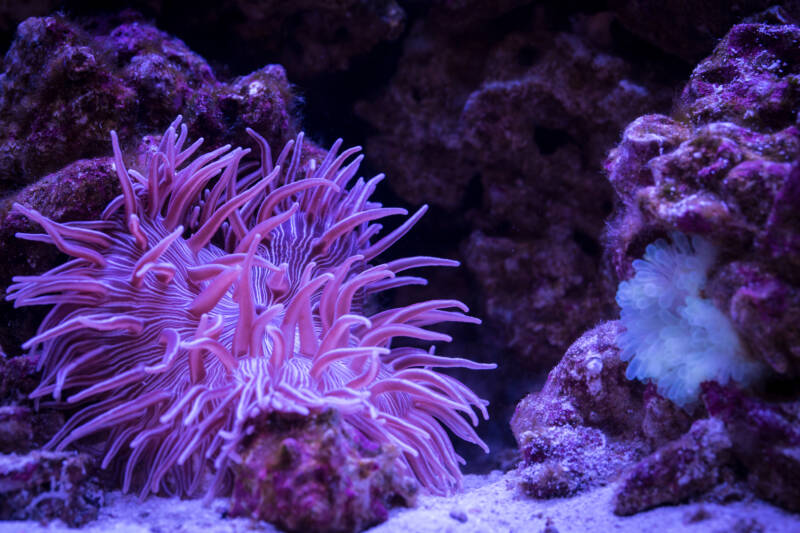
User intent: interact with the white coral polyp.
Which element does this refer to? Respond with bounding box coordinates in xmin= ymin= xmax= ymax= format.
xmin=616 ymin=232 xmax=764 ymax=408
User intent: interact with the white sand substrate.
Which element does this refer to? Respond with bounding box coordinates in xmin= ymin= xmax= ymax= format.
xmin=2 ymin=470 xmax=798 ymax=533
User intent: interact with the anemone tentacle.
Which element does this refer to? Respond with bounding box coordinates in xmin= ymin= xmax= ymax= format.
xmin=7 ymin=117 xmax=495 ymax=498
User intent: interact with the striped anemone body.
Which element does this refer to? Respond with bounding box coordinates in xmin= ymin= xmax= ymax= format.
xmin=7 ymin=118 xmax=494 ymax=498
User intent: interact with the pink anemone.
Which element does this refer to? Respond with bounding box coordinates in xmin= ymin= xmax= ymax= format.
xmin=7 ymin=117 xmax=494 ymax=498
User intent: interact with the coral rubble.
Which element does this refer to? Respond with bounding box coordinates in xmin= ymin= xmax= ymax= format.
xmin=703 ymin=382 xmax=800 ymax=512
xmin=613 ymin=418 xmax=737 ymax=515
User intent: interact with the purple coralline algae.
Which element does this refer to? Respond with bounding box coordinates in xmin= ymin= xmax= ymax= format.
xmin=0 ymin=405 xmax=63 ymax=455
xmin=613 ymin=417 xmax=737 ymax=516
xmin=0 ymin=352 xmax=65 ymax=456
xmin=0 ymin=12 xmax=295 ymax=190
xmin=230 ymin=409 xmax=417 ymax=533
xmin=0 ymin=450 xmax=101 ymax=526
xmin=0 ymin=406 xmax=34 ymax=453
xmin=0 ymin=350 xmax=38 ymax=402
xmin=703 ymin=382 xmax=800 ymax=512
xmin=612 ymin=381 xmax=800 ymax=515
xmin=1 ymin=2 xmax=406 ymax=83
xmin=609 ymin=1 xmax=800 ymax=62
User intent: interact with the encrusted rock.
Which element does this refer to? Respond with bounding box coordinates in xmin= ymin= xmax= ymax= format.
xmin=511 ymin=322 xmax=685 ymax=498
xmin=512 ymin=322 xmax=643 ymax=435
xmin=516 ymin=424 xmax=641 ymax=499
xmin=605 ymin=22 xmax=800 ymax=376
xmin=0 ymin=353 xmax=38 ymax=402
xmin=594 ymin=20 xmax=800 ymax=516
xmin=703 ymin=382 xmax=800 ymax=512
xmin=680 ymin=23 xmax=800 ymax=129
xmin=0 ymin=406 xmax=32 ymax=453
xmin=0 ymin=405 xmax=63 ymax=454
xmin=613 ymin=418 xmax=736 ymax=516
xmin=0 ymin=12 xmax=297 ymax=190
xmin=230 ymin=410 xmax=418 ymax=533
xmin=465 ymin=228 xmax=614 ymax=374
xmin=0 ymin=450 xmax=101 ymax=526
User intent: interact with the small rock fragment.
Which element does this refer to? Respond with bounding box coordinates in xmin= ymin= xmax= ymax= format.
xmin=449 ymin=508 xmax=468 ymax=523
xmin=683 ymin=506 xmax=712 ymax=524
xmin=0 ymin=405 xmax=33 ymax=453
xmin=542 ymin=517 xmax=559 ymax=533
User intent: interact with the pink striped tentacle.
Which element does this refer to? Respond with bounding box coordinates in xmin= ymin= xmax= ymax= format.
xmin=13 ymin=204 xmax=109 ymax=266
xmin=131 ymin=225 xmax=184 ymax=287
xmin=110 ymin=131 xmax=139 ymax=228
xmin=363 ymin=205 xmax=429 ymax=261
xmin=316 ymin=314 xmax=372 ymax=359
xmin=256 ymin=179 xmax=339 ymax=223
xmin=249 ymin=303 xmax=284 ymax=359
xmin=334 ymin=266 xmax=394 ymax=318
xmin=235 ymin=203 xmax=299 ymax=253
xmin=232 ymin=235 xmax=261 ymax=356
xmin=365 ymin=276 xmax=428 ymax=294
xmin=359 ymin=323 xmax=452 ymax=347
xmin=314 ymin=207 xmax=407 ymax=254
xmin=245 ymin=128 xmax=274 ymax=177
xmin=187 ymin=266 xmax=241 ymax=316
xmin=310 ymin=347 xmax=389 ymax=381
xmin=389 ymin=351 xmax=497 ymax=371
xmin=164 ymin=144 xmax=236 ymax=229
xmin=23 ymin=315 xmax=144 ymax=350
xmin=319 ymin=254 xmax=364 ymax=331
xmin=280 ymin=269 xmax=334 ymax=357
xmin=384 ymin=256 xmax=460 ymax=273
xmin=186 ymin=166 xmax=271 ymax=253
xmin=180 ymin=337 xmax=238 ymax=374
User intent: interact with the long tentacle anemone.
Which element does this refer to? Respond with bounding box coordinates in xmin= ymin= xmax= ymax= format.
xmin=7 ymin=117 xmax=495 ymax=498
